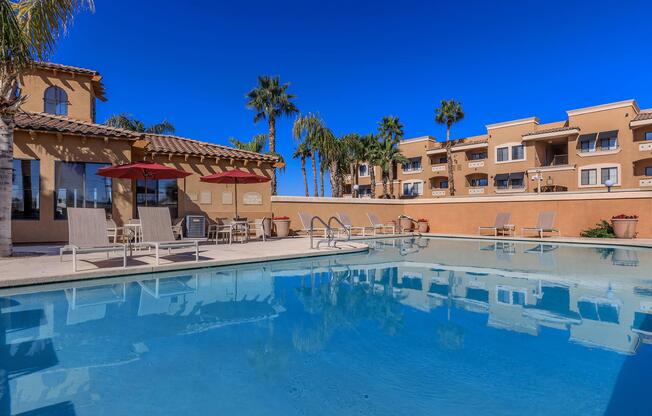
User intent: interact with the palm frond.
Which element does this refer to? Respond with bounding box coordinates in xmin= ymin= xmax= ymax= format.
xmin=145 ymin=119 xmax=175 ymax=135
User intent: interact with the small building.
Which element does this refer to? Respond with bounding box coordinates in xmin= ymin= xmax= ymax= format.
xmin=11 ymin=63 xmax=278 ymax=243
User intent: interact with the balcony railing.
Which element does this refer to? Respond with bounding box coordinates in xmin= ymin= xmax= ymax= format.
xmin=431 ymin=164 xmax=447 ymax=173
xmin=542 ymin=154 xmax=568 ymax=166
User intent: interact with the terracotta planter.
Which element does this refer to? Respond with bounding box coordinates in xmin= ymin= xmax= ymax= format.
xmin=273 ymin=219 xmax=291 ymax=238
xmin=399 ymin=217 xmax=413 ymax=232
xmin=417 ymin=221 xmax=429 ymax=233
xmin=612 ymin=219 xmax=638 ymax=239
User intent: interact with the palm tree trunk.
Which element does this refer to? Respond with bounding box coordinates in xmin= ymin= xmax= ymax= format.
xmin=350 ymin=162 xmax=357 ymax=198
xmin=389 ymin=162 xmax=395 ymax=197
xmin=301 ymin=155 xmax=309 ymax=197
xmin=268 ymin=115 xmax=277 ymax=195
xmin=311 ymin=151 xmax=318 ymax=197
xmin=330 ymin=161 xmax=339 ymax=197
xmin=0 ymin=113 xmax=14 ymax=257
xmin=370 ymin=165 xmax=377 ymax=198
xmin=446 ymin=126 xmax=455 ymax=196
xmin=319 ymin=159 xmax=325 ymax=197
xmin=382 ymin=171 xmax=389 ymax=197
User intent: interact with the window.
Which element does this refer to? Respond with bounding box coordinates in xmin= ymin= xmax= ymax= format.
xmin=12 ymin=159 xmax=40 ymax=219
xmin=600 ymin=136 xmax=617 ymax=150
xmin=438 ymin=156 xmax=447 ymax=164
xmin=496 ymin=147 xmax=509 ymax=162
xmin=402 ymin=181 xmax=422 ymax=196
xmin=581 ymin=169 xmax=597 ymax=186
xmin=470 ymin=177 xmax=488 ymax=187
xmin=402 ymin=157 xmax=422 ymax=172
xmin=439 ymin=180 xmax=448 ymax=189
xmin=496 ymin=179 xmax=508 ymax=189
xmin=358 ymin=185 xmax=371 ymax=197
xmin=55 ymin=162 xmax=112 ymax=219
xmin=601 ymin=167 xmax=618 ymax=184
xmin=469 ymin=151 xmax=487 ymax=160
xmin=511 ymin=177 xmax=524 ymax=188
xmin=358 ymin=164 xmax=369 ymax=177
xmin=511 ymin=145 xmax=525 ymax=160
xmin=44 ymin=86 xmax=68 ymax=116
xmin=646 ymin=132 xmax=652 ymax=141
xmin=136 ymin=179 xmax=179 ymax=218
xmin=579 ymin=134 xmax=597 ymax=153
xmin=578 ymin=299 xmax=620 ymax=324
xmin=645 ymin=166 xmax=652 ymax=176
xmin=497 ymin=287 xmax=527 ymax=305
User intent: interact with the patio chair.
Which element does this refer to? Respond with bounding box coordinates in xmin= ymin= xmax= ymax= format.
xmin=106 ymin=218 xmax=123 ymax=244
xmin=208 ymin=218 xmax=234 ymax=244
xmin=248 ymin=217 xmax=271 ymax=241
xmin=60 ymin=208 xmax=127 ymax=272
xmin=171 ymin=217 xmax=184 ymax=240
xmin=522 ymin=211 xmax=561 ymax=238
xmin=298 ymin=212 xmax=328 ymax=238
xmin=337 ymin=212 xmax=372 ymax=237
xmin=367 ymin=212 xmax=396 ymax=235
xmin=478 ymin=213 xmax=513 ymax=236
xmin=137 ymin=207 xmax=199 ymax=265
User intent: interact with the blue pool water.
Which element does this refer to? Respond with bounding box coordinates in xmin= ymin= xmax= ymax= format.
xmin=2 ymin=237 xmax=652 ymax=415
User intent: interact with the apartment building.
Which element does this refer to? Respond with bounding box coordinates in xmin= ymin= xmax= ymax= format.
xmin=346 ymin=99 xmax=652 ymax=198
xmin=11 ymin=63 xmax=277 ymax=243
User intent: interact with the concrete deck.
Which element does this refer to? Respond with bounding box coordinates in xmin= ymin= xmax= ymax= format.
xmin=0 ymin=238 xmax=368 ymax=288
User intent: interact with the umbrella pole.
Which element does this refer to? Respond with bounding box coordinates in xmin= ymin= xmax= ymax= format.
xmin=234 ymin=180 xmax=238 ymax=220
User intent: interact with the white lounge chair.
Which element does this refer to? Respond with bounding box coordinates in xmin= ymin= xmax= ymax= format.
xmin=337 ymin=212 xmax=372 ymax=237
xmin=478 ymin=213 xmax=513 ymax=236
xmin=367 ymin=213 xmax=396 ymax=235
xmin=137 ymin=207 xmax=199 ymax=265
xmin=298 ymin=212 xmax=328 ymax=238
xmin=60 ymin=208 xmax=127 ymax=272
xmin=522 ymin=211 xmax=561 ymax=238
xmin=248 ymin=217 xmax=271 ymax=241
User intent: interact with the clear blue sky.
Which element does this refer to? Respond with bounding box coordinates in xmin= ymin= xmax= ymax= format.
xmin=51 ymin=0 xmax=652 ymax=196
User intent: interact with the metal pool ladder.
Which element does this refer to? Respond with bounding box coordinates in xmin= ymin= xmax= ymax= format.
xmin=310 ymin=215 xmax=352 ymax=249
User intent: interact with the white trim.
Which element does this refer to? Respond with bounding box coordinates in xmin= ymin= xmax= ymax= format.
xmin=527 ymin=165 xmax=575 ymax=173
xmin=639 ymin=142 xmax=652 ymax=152
xmin=567 ymin=99 xmax=639 ymax=117
xmin=425 ymin=148 xmax=447 ymax=155
xmin=399 ymin=136 xmax=436 ymax=145
xmin=576 ymin=148 xmax=621 ymax=158
xmin=468 ymin=160 xmax=485 ymax=168
xmin=271 ymin=190 xmax=652 ymax=204
xmin=495 ymin=142 xmax=526 ymax=164
xmin=431 ymin=164 xmax=447 ymax=172
xmin=486 ymin=117 xmax=539 ymax=130
xmin=495 ymin=187 xmax=527 ymax=194
xmin=630 ymin=118 xmax=652 ymax=128
xmin=578 ymin=163 xmax=621 ymax=188
xmin=453 ymin=142 xmax=489 ymax=151
xmin=521 ymin=128 xmax=580 ymax=142
xmin=401 ymin=169 xmax=423 ymax=175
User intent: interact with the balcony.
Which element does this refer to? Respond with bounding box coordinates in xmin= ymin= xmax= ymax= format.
xmin=431 ymin=189 xmax=447 ymax=197
xmin=468 ymin=160 xmax=485 ymax=168
xmin=639 ymin=142 xmax=652 ymax=152
xmin=468 ymin=188 xmax=485 ymax=195
xmin=431 ymin=164 xmax=447 ymax=173
xmin=545 ymin=154 xmax=568 ymax=166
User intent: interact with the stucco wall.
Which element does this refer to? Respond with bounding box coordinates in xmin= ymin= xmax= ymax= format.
xmin=271 ymin=191 xmax=652 ymax=238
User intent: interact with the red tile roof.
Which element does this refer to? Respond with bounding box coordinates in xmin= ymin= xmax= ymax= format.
xmin=15 ymin=112 xmax=138 ymax=139
xmin=32 ymin=62 xmax=99 ymax=76
xmin=144 ymin=134 xmax=279 ymax=163
xmin=523 ymin=126 xmax=579 ymax=137
xmin=632 ymin=112 xmax=652 ymax=122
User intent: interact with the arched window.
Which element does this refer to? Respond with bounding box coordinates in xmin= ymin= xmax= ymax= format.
xmin=44 ymin=86 xmax=68 ymax=115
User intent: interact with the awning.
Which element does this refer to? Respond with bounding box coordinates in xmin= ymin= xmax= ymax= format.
xmin=509 ymin=172 xmax=525 ymax=180
xmin=578 ymin=133 xmax=597 ymax=141
xmin=598 ymin=130 xmax=618 ymax=139
xmin=494 ymin=173 xmax=509 ymax=181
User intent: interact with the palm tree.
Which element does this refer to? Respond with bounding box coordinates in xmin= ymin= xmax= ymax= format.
xmin=246 ymin=75 xmax=298 ymax=195
xmin=229 ymin=133 xmax=268 ymax=153
xmin=361 ymin=134 xmax=381 ymax=199
xmin=292 ymin=113 xmax=324 ymax=197
xmin=342 ymin=133 xmax=363 ymax=197
xmin=314 ymin=127 xmax=337 ymax=197
xmin=377 ymin=139 xmax=408 ymax=198
xmin=292 ymin=142 xmax=311 ymax=196
xmin=435 ymin=99 xmax=464 ymax=196
xmin=104 ymin=113 xmax=176 ymax=135
xmin=378 ymin=116 xmax=404 ymax=197
xmin=0 ymin=0 xmax=94 ymax=257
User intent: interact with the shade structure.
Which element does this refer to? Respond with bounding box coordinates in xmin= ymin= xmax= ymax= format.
xmin=97 ymin=161 xmax=191 ymax=207
xmin=200 ymin=169 xmax=270 ymax=219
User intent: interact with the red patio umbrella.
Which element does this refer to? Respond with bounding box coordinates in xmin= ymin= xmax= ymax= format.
xmin=200 ymin=169 xmax=270 ymax=219
xmin=98 ymin=161 xmax=191 ymax=206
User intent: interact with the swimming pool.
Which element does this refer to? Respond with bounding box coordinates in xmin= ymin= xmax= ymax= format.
xmin=2 ymin=237 xmax=652 ymax=415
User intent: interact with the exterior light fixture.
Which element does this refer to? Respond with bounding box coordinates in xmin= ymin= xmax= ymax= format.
xmin=604 ymin=179 xmax=614 ymax=192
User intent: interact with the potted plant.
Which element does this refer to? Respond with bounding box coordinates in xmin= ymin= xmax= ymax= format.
xmin=399 ymin=216 xmax=413 ymax=233
xmin=273 ymin=216 xmax=291 ymax=238
xmin=611 ymin=214 xmax=638 ymax=239
xmin=417 ymin=218 xmax=429 ymax=233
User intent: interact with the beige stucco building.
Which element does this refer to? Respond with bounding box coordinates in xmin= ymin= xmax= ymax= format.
xmin=346 ymin=99 xmax=652 ymax=199
xmin=11 ymin=63 xmax=277 ymax=243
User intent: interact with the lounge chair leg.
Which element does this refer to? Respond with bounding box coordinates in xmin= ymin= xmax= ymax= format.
xmin=195 ymin=243 xmax=199 ymax=262
xmin=123 ymin=246 xmax=127 ymax=268
xmin=72 ymin=249 xmax=77 ymax=272
xmin=155 ymin=247 xmax=160 ymax=265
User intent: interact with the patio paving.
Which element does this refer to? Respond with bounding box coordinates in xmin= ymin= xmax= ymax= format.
xmin=0 ymin=237 xmax=368 ymax=288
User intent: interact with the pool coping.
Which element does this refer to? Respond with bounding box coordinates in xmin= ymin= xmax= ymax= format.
xmin=416 ymin=233 xmax=652 ymax=249
xmin=0 ymin=242 xmax=369 ymax=290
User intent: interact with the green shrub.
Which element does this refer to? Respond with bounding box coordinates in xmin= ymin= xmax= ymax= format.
xmin=580 ymin=220 xmax=615 ymax=238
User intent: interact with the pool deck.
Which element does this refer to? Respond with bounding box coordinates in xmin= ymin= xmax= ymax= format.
xmin=422 ymin=233 xmax=652 ymax=248
xmin=0 ymin=238 xmax=369 ymax=289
